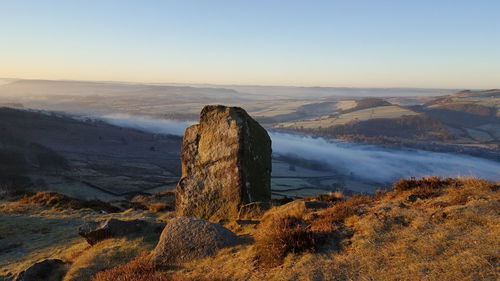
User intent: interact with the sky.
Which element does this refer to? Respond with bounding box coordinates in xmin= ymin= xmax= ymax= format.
xmin=0 ymin=0 xmax=499 ymax=88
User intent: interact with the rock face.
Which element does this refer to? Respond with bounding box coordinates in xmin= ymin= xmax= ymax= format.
xmin=15 ymin=259 xmax=68 ymax=281
xmin=78 ymin=219 xmax=147 ymax=245
xmin=176 ymin=105 xmax=272 ymax=222
xmin=151 ymin=216 xmax=240 ymax=265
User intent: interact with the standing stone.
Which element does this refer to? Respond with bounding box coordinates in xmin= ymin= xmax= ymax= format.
xmin=176 ymin=105 xmax=272 ymax=222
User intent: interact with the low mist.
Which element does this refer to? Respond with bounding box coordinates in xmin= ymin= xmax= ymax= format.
xmin=93 ymin=114 xmax=500 ymax=183
xmin=270 ymin=132 xmax=500 ymax=182
xmin=100 ymin=114 xmax=195 ymax=136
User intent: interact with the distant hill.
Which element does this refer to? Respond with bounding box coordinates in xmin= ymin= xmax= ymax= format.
xmin=275 ymin=99 xmax=451 ymax=142
xmin=0 ymin=79 xmax=250 ymax=116
xmin=0 ymin=107 xmax=182 ymax=199
xmin=425 ymin=89 xmax=499 ymax=117
xmin=274 ymin=90 xmax=500 ymax=151
xmin=351 ymin=97 xmax=392 ymax=111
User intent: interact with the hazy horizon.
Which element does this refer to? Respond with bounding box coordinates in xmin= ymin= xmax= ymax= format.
xmin=0 ymin=76 xmax=476 ymax=91
xmin=1 ymin=0 xmax=499 ymax=89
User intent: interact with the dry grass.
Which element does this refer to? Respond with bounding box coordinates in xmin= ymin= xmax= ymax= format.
xmin=11 ymin=191 xmax=120 ymax=213
xmin=130 ymin=191 xmax=175 ymax=213
xmin=311 ymin=177 xmax=500 ymax=281
xmin=305 ymin=191 xmax=344 ymax=202
xmin=147 ymin=202 xmax=171 ymax=213
xmin=0 ymin=198 xmax=164 ymax=279
xmin=313 ymin=194 xmax=374 ymax=224
xmin=3 ymin=177 xmax=498 ymax=281
xmin=93 ymin=254 xmax=223 ymax=281
xmin=332 ymin=187 xmax=499 ymax=280
xmin=254 ymin=216 xmax=316 ymax=267
xmin=235 ymin=177 xmax=499 ymax=279
xmin=254 ymin=194 xmax=379 ymax=267
xmin=393 ymin=176 xmax=461 ymax=192
xmin=92 ymin=254 xmax=170 ymax=281
xmin=64 ymin=238 xmax=150 ymax=281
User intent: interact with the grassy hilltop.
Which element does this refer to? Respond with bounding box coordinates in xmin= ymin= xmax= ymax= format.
xmin=1 ymin=177 xmax=498 ymax=281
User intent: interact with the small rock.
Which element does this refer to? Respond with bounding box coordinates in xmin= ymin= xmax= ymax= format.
xmin=407 ymin=194 xmax=428 ymax=202
xmin=15 ymin=259 xmax=68 ymax=281
xmin=78 ymin=219 xmax=147 ymax=245
xmin=151 ymin=216 xmax=240 ymax=265
xmin=304 ymin=201 xmax=330 ymax=210
xmin=355 ymin=208 xmax=366 ymax=215
xmin=235 ymin=220 xmax=260 ymax=225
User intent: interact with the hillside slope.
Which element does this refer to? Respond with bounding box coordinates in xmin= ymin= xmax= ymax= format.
xmin=274 ymin=91 xmax=500 ymax=152
xmin=0 ymin=107 xmax=182 ymax=199
xmin=1 ymin=177 xmax=498 ymax=280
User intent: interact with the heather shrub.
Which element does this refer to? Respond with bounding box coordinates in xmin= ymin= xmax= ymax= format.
xmin=93 ymin=254 xmax=223 ymax=281
xmin=147 ymin=202 xmax=171 ymax=213
xmin=92 ymin=254 xmax=169 ymax=281
xmin=16 ymin=191 xmax=120 ymax=212
xmin=306 ymin=191 xmax=344 ymax=202
xmin=315 ymin=195 xmax=374 ymax=224
xmin=254 ymin=216 xmax=316 ymax=267
xmin=392 ymin=177 xmax=464 ymax=200
xmin=393 ymin=176 xmax=461 ymax=192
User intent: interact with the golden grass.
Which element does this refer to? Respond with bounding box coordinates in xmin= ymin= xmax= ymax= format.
xmin=308 ymin=177 xmax=499 ymax=281
xmin=254 ymin=216 xmax=316 ymax=267
xmin=0 ymin=198 xmax=165 ymax=279
xmin=2 ymin=177 xmax=498 ymax=281
xmin=165 ymin=177 xmax=499 ymax=280
xmin=8 ymin=191 xmax=120 ymax=213
xmin=313 ymin=194 xmax=374 ymax=224
xmin=304 ymin=190 xmax=344 ymax=202
xmin=64 ymin=238 xmax=151 ymax=281
xmin=93 ymin=253 xmax=224 ymax=281
xmin=147 ymin=202 xmax=170 ymax=213
xmin=92 ymin=254 xmax=170 ymax=281
xmin=333 ymin=188 xmax=499 ymax=280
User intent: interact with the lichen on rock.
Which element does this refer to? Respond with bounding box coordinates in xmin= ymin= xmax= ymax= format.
xmin=176 ymin=105 xmax=272 ymax=222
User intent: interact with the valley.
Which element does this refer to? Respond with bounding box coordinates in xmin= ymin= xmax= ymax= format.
xmin=0 ymin=80 xmax=499 ymax=202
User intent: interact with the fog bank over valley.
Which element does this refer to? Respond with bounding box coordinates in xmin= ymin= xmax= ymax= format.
xmin=93 ymin=114 xmax=500 ymax=184
xmin=99 ymin=114 xmax=196 ymax=136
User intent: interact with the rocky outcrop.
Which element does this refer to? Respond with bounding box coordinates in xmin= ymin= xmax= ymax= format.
xmin=176 ymin=105 xmax=272 ymax=222
xmin=15 ymin=259 xmax=68 ymax=281
xmin=151 ymin=216 xmax=240 ymax=265
xmin=78 ymin=219 xmax=147 ymax=245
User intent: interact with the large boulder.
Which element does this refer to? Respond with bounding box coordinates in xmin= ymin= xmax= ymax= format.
xmin=176 ymin=105 xmax=272 ymax=222
xmin=78 ymin=219 xmax=147 ymax=245
xmin=15 ymin=259 xmax=68 ymax=281
xmin=151 ymin=216 xmax=240 ymax=265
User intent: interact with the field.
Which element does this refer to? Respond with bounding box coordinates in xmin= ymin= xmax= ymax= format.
xmin=276 ymin=105 xmax=420 ymax=129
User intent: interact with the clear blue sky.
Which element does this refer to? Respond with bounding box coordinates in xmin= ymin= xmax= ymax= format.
xmin=1 ymin=0 xmax=499 ymax=88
